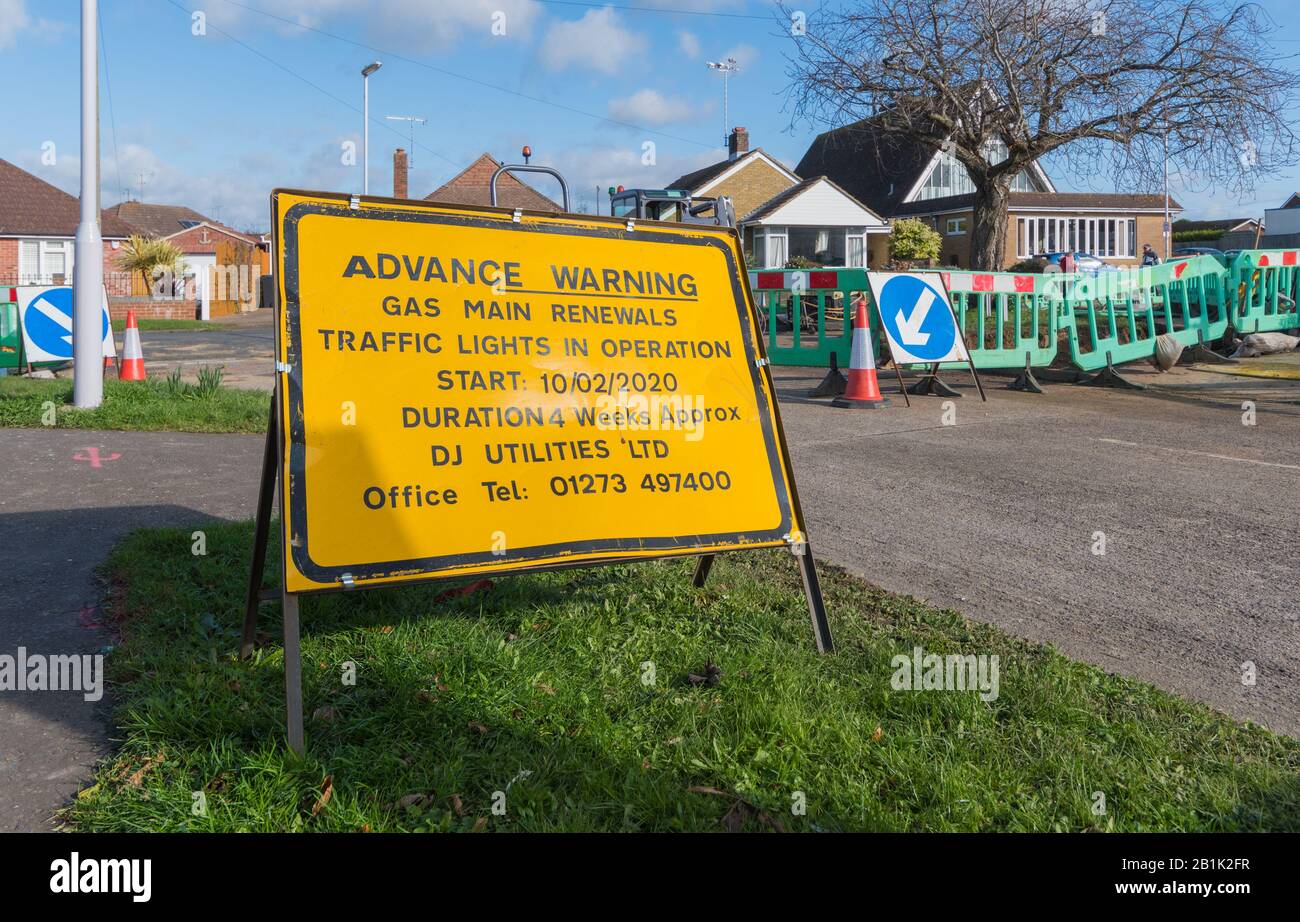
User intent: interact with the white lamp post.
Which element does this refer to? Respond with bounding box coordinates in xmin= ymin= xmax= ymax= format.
xmin=73 ymin=0 xmax=103 ymax=408
xmin=361 ymin=61 xmax=382 ymax=194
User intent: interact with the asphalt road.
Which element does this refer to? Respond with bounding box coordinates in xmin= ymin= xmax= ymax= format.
xmin=772 ymin=363 xmax=1300 ymax=737
xmin=137 ymin=311 xmax=274 ymax=390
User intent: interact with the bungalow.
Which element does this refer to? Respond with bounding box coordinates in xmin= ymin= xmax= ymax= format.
xmin=1172 ymin=217 xmax=1264 ymax=252
xmin=667 ymin=128 xmax=802 ymax=222
xmin=0 ymin=158 xmax=133 ymax=288
xmin=796 ymin=119 xmax=1181 ymax=269
xmin=737 ymin=176 xmax=889 ymax=269
xmin=105 ymin=201 xmax=267 ymax=316
xmin=426 ymin=152 xmax=562 ymax=212
xmin=664 ymin=128 xmax=888 ymax=268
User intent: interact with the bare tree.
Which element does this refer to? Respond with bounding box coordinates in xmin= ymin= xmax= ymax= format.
xmin=784 ymin=0 xmax=1300 ymax=268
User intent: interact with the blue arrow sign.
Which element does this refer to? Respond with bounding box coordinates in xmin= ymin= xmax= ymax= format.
xmin=876 ymin=275 xmax=960 ymax=363
xmin=20 ymin=287 xmax=109 ymax=361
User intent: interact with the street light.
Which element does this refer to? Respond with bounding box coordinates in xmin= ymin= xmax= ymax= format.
xmin=707 ymin=58 xmax=740 ymax=150
xmin=361 ymin=61 xmax=382 ymax=194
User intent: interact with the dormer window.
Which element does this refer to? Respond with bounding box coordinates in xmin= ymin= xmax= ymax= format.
xmin=916 ymin=140 xmax=1044 ymax=200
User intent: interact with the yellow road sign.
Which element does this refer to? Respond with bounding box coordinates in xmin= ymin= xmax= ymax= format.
xmin=271 ymin=190 xmax=803 ymax=593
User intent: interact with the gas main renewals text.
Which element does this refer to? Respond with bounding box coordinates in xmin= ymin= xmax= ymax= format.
xmin=341 ymin=254 xmax=697 ymax=298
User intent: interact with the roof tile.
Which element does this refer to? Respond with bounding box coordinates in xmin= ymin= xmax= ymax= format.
xmin=0 ymin=158 xmax=134 ymax=238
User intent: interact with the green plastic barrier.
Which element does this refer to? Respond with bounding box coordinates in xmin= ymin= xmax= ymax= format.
xmin=748 ymin=268 xmax=867 ymax=367
xmin=1064 ymin=256 xmax=1227 ymax=372
xmin=925 ymin=269 xmax=1063 ymax=371
xmin=752 ymin=256 xmax=1249 ymax=386
xmin=1227 ymin=249 xmax=1300 ymax=334
xmin=0 ymin=298 xmax=21 ymax=370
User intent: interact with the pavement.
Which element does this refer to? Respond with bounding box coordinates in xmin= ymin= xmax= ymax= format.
xmin=2 ymin=319 xmax=1298 ymax=830
xmin=0 ymin=428 xmax=264 ymax=832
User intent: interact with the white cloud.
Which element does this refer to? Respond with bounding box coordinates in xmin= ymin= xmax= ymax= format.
xmin=0 ymin=0 xmax=29 ymax=49
xmin=678 ymin=30 xmax=700 ymax=59
xmin=530 ymin=143 xmax=721 ymax=213
xmin=608 ymin=90 xmax=706 ymax=126
xmin=0 ymin=0 xmax=59 ymax=48
xmin=205 ymin=0 xmax=540 ymax=50
xmin=15 ymin=135 xmax=369 ymax=233
xmin=540 ymin=8 xmax=645 ymax=75
xmin=371 ymin=0 xmax=541 ymax=50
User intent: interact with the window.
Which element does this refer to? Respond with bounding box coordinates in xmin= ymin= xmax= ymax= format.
xmin=847 ymin=235 xmax=865 ymax=267
xmin=1016 ymin=217 xmax=1138 ymax=258
xmin=789 ymin=227 xmax=845 ymax=265
xmin=17 ymin=238 xmax=74 ymax=284
xmin=765 ymin=230 xmax=787 ymax=267
xmin=945 ymin=217 xmax=968 ymax=235
xmin=915 ymin=142 xmax=1045 ymax=201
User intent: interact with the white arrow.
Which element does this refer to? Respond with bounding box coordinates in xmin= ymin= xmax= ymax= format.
xmin=894 ymin=287 xmax=934 ymax=347
xmin=30 ymin=295 xmax=74 ymax=346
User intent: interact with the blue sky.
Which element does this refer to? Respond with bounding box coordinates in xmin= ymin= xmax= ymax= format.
xmin=2 ymin=0 xmax=1297 ymax=231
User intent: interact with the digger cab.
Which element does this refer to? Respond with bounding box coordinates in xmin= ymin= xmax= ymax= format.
xmin=610 ymin=188 xmax=736 ymax=228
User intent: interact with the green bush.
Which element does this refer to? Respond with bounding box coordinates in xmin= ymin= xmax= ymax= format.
xmin=889 ymin=218 xmax=941 ymax=267
xmin=1172 ymin=229 xmax=1224 ymax=243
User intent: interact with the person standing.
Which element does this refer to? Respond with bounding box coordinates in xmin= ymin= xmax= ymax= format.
xmin=1141 ymin=243 xmax=1161 ymax=267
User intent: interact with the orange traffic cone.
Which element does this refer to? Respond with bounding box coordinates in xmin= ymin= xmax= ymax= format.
xmin=119 ymin=310 xmax=146 ymax=381
xmin=832 ymin=298 xmax=888 ymax=409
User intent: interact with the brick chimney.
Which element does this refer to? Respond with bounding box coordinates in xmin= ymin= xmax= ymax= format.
xmin=728 ymin=127 xmax=749 ymax=160
xmin=393 ymin=148 xmax=409 ymax=199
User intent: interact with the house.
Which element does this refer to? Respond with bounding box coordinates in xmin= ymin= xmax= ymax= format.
xmin=1172 ymin=217 xmax=1263 ymax=252
xmin=106 ymin=200 xmax=267 ymax=316
xmin=796 ymin=119 xmax=1181 ymax=268
xmin=737 ymin=176 xmax=889 ymax=268
xmin=1262 ymin=193 xmax=1300 ymax=247
xmin=667 ymin=128 xmax=803 ymax=222
xmin=427 ymin=153 xmax=562 ymax=212
xmin=0 ymin=158 xmax=133 ymax=288
xmin=657 ymin=128 xmax=888 ymax=268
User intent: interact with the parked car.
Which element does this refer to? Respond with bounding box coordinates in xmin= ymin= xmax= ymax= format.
xmin=1033 ymin=252 xmax=1116 ymax=272
xmin=1172 ymin=246 xmax=1227 ymax=266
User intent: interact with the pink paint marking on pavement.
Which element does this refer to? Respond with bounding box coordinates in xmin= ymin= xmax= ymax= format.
xmin=73 ymin=447 xmax=121 ymax=468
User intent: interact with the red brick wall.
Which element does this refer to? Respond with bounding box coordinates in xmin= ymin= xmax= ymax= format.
xmin=0 ymin=238 xmax=17 ymax=278
xmin=107 ymin=298 xmax=195 ymax=321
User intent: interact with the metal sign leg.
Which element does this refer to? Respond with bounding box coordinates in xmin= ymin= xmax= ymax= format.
xmin=240 ymin=391 xmax=279 ymax=660
xmin=282 ymin=590 xmax=305 ymax=755
xmin=796 ymin=543 xmax=834 ymax=654
xmin=692 ymin=554 xmax=715 ymax=588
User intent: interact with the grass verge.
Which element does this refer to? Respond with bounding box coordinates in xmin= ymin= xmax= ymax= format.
xmin=0 ymin=376 xmax=268 ymax=433
xmin=111 ymin=319 xmax=222 ymax=332
xmin=64 ymin=521 xmax=1300 ymax=832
